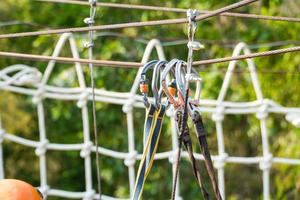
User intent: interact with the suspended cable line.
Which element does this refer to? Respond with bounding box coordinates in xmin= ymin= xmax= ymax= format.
xmin=0 ymin=46 xmax=299 ymax=68
xmin=39 ymin=0 xmax=300 ymax=23
xmin=0 ymin=0 xmax=258 ymax=39
xmin=193 ymin=46 xmax=300 ymax=65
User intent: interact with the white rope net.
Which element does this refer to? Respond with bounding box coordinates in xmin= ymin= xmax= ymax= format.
xmin=0 ymin=33 xmax=299 ymax=200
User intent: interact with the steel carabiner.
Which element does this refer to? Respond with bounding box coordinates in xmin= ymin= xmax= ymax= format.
xmin=139 ymin=60 xmax=159 ymax=107
xmin=151 ymin=60 xmax=167 ymax=109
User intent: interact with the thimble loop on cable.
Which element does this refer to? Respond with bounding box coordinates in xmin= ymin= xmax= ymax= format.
xmin=84 ymin=0 xmax=97 ymax=48
xmin=186 ymin=9 xmax=199 ymax=43
xmin=186 ymin=9 xmax=200 ymax=82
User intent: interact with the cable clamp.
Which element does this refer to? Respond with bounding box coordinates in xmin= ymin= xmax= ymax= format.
xmin=89 ymin=0 xmax=97 ymax=6
xmin=84 ymin=17 xmax=95 ymax=25
xmin=187 ymin=41 xmax=204 ymax=51
xmin=84 ymin=41 xmax=94 ymax=48
xmin=186 ymin=9 xmax=200 ymax=23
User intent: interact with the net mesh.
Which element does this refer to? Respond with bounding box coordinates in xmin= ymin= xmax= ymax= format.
xmin=0 ymin=33 xmax=299 ymax=200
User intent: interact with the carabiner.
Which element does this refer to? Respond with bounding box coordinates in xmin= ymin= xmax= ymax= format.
xmin=161 ymin=59 xmax=180 ymax=108
xmin=151 ymin=60 xmax=167 ymax=109
xmin=139 ymin=60 xmax=158 ymax=107
xmin=175 ymin=62 xmax=202 ymax=107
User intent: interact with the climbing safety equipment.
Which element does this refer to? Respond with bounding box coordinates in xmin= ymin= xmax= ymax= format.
xmin=132 ymin=60 xmax=167 ymax=200
xmin=133 ymin=8 xmax=221 ymax=200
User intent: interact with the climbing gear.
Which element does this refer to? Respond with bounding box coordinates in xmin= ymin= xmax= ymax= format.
xmin=132 ymin=61 xmax=167 ymax=200
xmin=173 ymin=63 xmax=222 ymax=200
xmin=171 ymin=9 xmax=200 ymax=200
xmin=170 ymin=9 xmax=222 ymax=200
xmin=140 ymin=60 xmax=158 ymax=107
xmin=152 ymin=60 xmax=168 ymax=108
xmin=170 ymin=61 xmax=210 ymax=200
xmin=135 ymin=10 xmax=221 ymax=199
xmin=172 ymin=61 xmax=222 ymax=199
xmin=0 ymin=179 xmax=43 ymax=200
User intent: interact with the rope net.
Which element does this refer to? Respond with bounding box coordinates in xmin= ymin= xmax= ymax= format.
xmin=0 ymin=33 xmax=299 ymax=200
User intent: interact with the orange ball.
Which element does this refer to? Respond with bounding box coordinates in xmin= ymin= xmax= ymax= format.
xmin=0 ymin=179 xmax=42 ymax=200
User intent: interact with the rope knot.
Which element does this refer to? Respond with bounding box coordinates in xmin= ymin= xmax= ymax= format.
xmin=77 ymin=90 xmax=90 ymax=108
xmin=124 ymin=151 xmax=137 ymax=167
xmin=256 ymin=101 xmax=269 ymax=119
xmin=259 ymin=154 xmax=273 ymax=170
xmin=38 ymin=185 xmax=50 ymax=198
xmin=214 ymin=153 xmax=228 ymax=169
xmin=83 ymin=189 xmax=95 ymax=200
xmin=122 ymin=102 xmax=133 ymax=113
xmin=212 ymin=106 xmax=225 ymax=122
xmin=80 ymin=141 xmax=93 ymax=158
xmin=168 ymin=150 xmax=178 ymax=164
xmin=35 ymin=140 xmax=48 ymax=156
xmin=32 ymin=86 xmax=45 ymax=104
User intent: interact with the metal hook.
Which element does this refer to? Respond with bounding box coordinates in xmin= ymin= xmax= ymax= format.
xmin=187 ymin=9 xmax=199 ymax=42
xmin=140 ymin=60 xmax=158 ymax=107
xmin=186 ymin=9 xmax=200 ymax=76
xmin=175 ymin=61 xmax=202 ymax=107
xmin=161 ymin=59 xmax=180 ymax=107
xmin=152 ymin=60 xmax=167 ymax=108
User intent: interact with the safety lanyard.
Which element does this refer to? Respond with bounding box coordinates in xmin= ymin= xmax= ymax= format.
xmin=191 ymin=108 xmax=222 ymax=200
xmin=133 ymin=60 xmax=167 ymax=200
xmin=174 ymin=109 xmax=210 ymax=200
xmin=132 ymin=104 xmax=166 ymax=200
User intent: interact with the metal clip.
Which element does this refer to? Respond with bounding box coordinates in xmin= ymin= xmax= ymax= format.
xmin=83 ymin=17 xmax=95 ymax=25
xmin=89 ymin=0 xmax=97 ymax=7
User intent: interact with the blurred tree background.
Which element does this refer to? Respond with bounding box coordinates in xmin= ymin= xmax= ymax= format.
xmin=0 ymin=0 xmax=300 ymax=199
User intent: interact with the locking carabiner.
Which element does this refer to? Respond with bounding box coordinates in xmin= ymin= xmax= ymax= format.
xmin=139 ymin=60 xmax=158 ymax=107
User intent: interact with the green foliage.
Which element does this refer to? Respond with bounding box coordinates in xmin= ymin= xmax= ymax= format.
xmin=0 ymin=0 xmax=300 ymax=199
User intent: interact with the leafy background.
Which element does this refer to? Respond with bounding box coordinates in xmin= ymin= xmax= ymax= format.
xmin=0 ymin=0 xmax=300 ymax=199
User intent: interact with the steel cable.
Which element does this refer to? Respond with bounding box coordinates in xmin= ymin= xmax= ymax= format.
xmin=39 ymin=0 xmax=300 ymax=23
xmin=0 ymin=46 xmax=299 ymax=68
xmin=0 ymin=0 xmax=258 ymax=39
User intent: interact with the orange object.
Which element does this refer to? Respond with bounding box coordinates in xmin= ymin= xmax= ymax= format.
xmin=0 ymin=179 xmax=42 ymax=200
xmin=168 ymin=86 xmax=177 ymax=96
xmin=139 ymin=83 xmax=149 ymax=94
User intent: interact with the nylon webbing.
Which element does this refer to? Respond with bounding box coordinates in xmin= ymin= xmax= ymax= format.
xmin=192 ymin=111 xmax=222 ymax=200
xmin=132 ymin=105 xmax=166 ymax=200
xmin=174 ymin=110 xmax=210 ymax=200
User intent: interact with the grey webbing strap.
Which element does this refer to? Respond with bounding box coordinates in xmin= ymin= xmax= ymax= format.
xmin=173 ymin=111 xmax=210 ymax=200
xmin=192 ymin=111 xmax=222 ymax=200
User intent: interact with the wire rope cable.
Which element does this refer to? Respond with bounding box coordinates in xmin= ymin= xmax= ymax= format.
xmin=0 ymin=46 xmax=299 ymax=68
xmin=0 ymin=0 xmax=258 ymax=39
xmin=39 ymin=0 xmax=300 ymax=23
xmin=85 ymin=0 xmax=102 ymax=199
